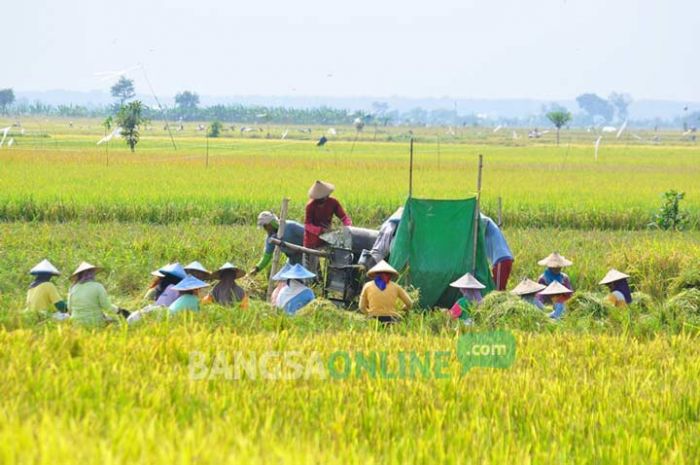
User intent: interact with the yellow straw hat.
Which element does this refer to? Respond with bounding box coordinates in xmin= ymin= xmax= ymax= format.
xmin=538 ymin=281 xmax=573 ymax=296
xmin=510 ymin=278 xmax=546 ymax=296
xmin=367 ymin=260 xmax=399 ymax=278
xmin=70 ymin=261 xmax=101 ymax=280
xmin=599 ymin=269 xmax=630 ymax=285
xmin=537 ymin=252 xmax=573 ymax=268
xmin=308 ymin=180 xmax=335 ymax=200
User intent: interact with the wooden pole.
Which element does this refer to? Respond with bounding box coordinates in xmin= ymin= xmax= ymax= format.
xmin=471 ymin=154 xmax=484 ymax=274
xmin=409 ymin=137 xmax=414 ymax=198
xmin=268 ymin=238 xmax=329 ymax=257
xmin=267 ymin=198 xmax=289 ymax=300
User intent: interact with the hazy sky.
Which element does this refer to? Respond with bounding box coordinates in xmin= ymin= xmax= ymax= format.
xmin=3 ymin=0 xmax=698 ymax=100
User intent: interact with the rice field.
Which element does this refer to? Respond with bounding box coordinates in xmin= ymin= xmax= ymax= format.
xmin=1 ymin=118 xmax=699 ymax=464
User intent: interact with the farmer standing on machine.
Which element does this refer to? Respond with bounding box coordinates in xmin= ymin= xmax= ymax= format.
xmin=250 ymin=211 xmax=305 ymax=276
xmin=303 ymin=180 xmax=352 ymax=274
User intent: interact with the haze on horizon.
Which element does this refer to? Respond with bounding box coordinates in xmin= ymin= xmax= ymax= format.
xmin=2 ymin=0 xmax=698 ymax=101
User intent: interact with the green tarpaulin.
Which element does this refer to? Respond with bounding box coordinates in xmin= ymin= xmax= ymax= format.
xmin=389 ymin=197 xmax=495 ymax=308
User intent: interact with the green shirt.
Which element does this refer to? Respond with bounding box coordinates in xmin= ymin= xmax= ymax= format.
xmin=68 ymin=281 xmax=116 ymax=326
xmin=169 ymin=294 xmax=200 ymax=314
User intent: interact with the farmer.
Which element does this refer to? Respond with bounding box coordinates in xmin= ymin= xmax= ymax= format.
xmin=154 ymin=263 xmax=187 ymax=307
xmin=169 ymin=275 xmax=210 ymax=314
xmin=536 ymin=252 xmax=573 ymax=304
xmin=447 ymin=272 xmax=485 ymax=325
xmin=481 ymin=214 xmax=514 ymax=291
xmin=538 ymin=281 xmax=573 ymax=320
xmin=203 ymin=262 xmax=248 ymax=308
xmin=250 ymin=211 xmax=304 ymax=276
xmin=359 ymin=260 xmax=412 ymax=323
xmin=303 ymin=180 xmax=352 ymax=274
xmin=510 ymin=278 xmax=546 ymax=309
xmin=272 ymin=263 xmax=316 ymax=315
xmin=67 ymin=262 xmax=124 ymax=326
xmin=143 ymin=268 xmax=165 ymax=301
xmin=599 ymin=269 xmax=633 ymax=307
xmin=184 ymin=261 xmax=212 ymax=281
xmin=25 ymin=259 xmax=68 ymax=320
xmin=360 ymin=207 xmax=403 ymax=270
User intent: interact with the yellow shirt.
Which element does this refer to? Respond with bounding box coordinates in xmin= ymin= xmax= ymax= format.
xmin=359 ymin=281 xmax=412 ymax=318
xmin=26 ymin=282 xmax=62 ymax=313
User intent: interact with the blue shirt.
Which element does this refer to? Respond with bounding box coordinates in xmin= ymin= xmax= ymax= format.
xmin=265 ymin=220 xmax=305 ymax=256
xmin=169 ymin=294 xmax=200 ymax=314
xmin=481 ymin=215 xmax=513 ymax=265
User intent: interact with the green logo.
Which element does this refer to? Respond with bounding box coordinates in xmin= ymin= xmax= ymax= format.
xmin=457 ymin=331 xmax=516 ymax=373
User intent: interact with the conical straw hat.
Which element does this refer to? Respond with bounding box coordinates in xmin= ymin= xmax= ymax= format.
xmin=538 ymin=280 xmax=573 ymax=296
xmin=449 ymin=272 xmax=485 ymax=289
xmin=184 ymin=261 xmax=211 ymax=275
xmin=367 ymin=260 xmax=399 ymax=278
xmin=29 ymin=259 xmax=60 ymax=276
xmin=537 ymin=252 xmax=573 ymax=268
xmin=70 ymin=261 xmax=100 ymax=279
xmin=308 ymin=180 xmax=335 ymax=200
xmin=211 ymin=262 xmax=245 ymax=279
xmin=172 ymin=275 xmax=210 ymax=292
xmin=511 ymin=278 xmax=546 ymax=296
xmin=158 ymin=262 xmax=187 ymax=280
xmin=599 ymin=269 xmax=630 ymax=285
xmin=150 ymin=269 xmax=165 ymax=278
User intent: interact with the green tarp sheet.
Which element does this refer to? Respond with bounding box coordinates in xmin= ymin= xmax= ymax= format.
xmin=389 ymin=197 xmax=495 ymax=308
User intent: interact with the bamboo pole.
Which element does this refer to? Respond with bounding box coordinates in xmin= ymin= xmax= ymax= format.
xmin=267 ymin=198 xmax=289 ymax=300
xmin=268 ymin=238 xmax=329 ymax=257
xmin=471 ymin=154 xmax=484 ymax=274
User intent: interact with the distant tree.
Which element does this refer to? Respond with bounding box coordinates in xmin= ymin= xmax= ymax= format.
xmin=576 ymin=93 xmax=614 ymax=123
xmin=208 ymin=120 xmax=222 ymax=138
xmin=111 ymin=76 xmax=135 ymax=106
xmin=115 ymin=101 xmax=146 ymax=152
xmin=546 ymin=110 xmax=572 ymax=145
xmin=0 ymin=88 xmax=15 ymax=114
xmin=175 ymin=91 xmax=200 ymax=119
xmin=608 ymin=92 xmax=633 ymax=122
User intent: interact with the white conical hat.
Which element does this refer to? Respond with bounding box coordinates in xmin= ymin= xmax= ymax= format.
xmin=537 ymin=252 xmax=573 ymax=268
xmin=367 ymin=260 xmax=399 ymax=278
xmin=308 ymin=180 xmax=335 ymax=200
xmin=538 ymin=280 xmax=573 ymax=296
xmin=150 ymin=269 xmax=165 ymax=278
xmin=449 ymin=272 xmax=485 ymax=289
xmin=599 ymin=269 xmax=630 ymax=285
xmin=510 ymin=278 xmax=546 ymax=296
xmin=29 ymin=259 xmax=60 ymax=276
xmin=184 ymin=261 xmax=211 ymax=275
xmin=70 ymin=261 xmax=100 ymax=278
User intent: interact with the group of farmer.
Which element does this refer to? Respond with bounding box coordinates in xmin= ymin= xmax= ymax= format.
xmin=24 ymin=179 xmax=634 ymax=326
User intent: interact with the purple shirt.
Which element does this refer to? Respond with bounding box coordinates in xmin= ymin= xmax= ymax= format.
xmin=155 ymin=284 xmax=179 ymax=307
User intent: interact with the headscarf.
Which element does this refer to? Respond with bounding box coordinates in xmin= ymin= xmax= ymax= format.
xmin=374 ymin=272 xmax=392 ymax=291
xmin=612 ymin=279 xmax=633 ymax=304
xmin=155 ymin=273 xmax=182 ymax=299
xmin=210 ymin=270 xmax=246 ymax=305
xmin=29 ymin=272 xmax=53 ymax=289
xmin=76 ymin=269 xmax=96 ymax=284
xmin=460 ymin=288 xmax=483 ymax=304
xmin=543 ymin=268 xmax=564 ymax=285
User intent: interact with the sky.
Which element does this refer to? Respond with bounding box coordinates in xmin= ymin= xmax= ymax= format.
xmin=2 ymin=0 xmax=698 ymax=101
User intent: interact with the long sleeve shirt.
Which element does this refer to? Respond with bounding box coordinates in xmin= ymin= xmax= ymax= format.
xmin=68 ymin=281 xmax=117 ymax=326
xmin=304 ymin=197 xmax=352 ymax=249
xmin=359 ymin=281 xmax=412 ymax=318
xmin=256 ymin=220 xmax=305 ymax=270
